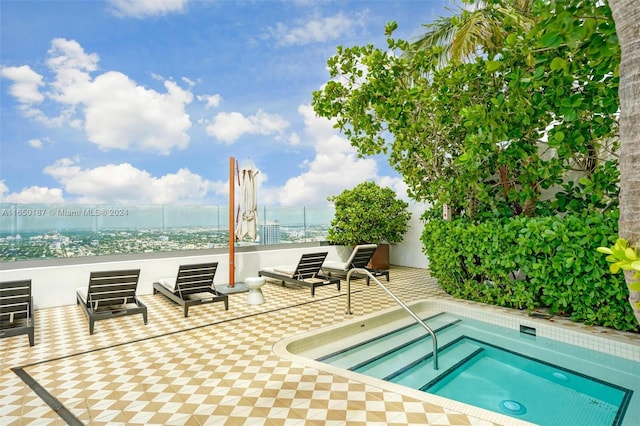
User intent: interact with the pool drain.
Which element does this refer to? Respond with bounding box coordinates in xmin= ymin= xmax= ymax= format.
xmin=499 ymin=400 xmax=527 ymax=415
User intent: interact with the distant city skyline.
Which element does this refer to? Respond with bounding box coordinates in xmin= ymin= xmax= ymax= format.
xmin=1 ymin=0 xmax=452 ymax=207
xmin=1 ymin=223 xmax=330 ymax=261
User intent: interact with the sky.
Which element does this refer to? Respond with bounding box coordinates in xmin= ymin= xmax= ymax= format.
xmin=1 ymin=0 xmax=451 ymax=208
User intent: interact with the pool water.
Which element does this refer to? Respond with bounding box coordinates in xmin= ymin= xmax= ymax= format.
xmin=312 ymin=310 xmax=638 ymax=425
xmin=419 ymin=338 xmax=625 ymax=425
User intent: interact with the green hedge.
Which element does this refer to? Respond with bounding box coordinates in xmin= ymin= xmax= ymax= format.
xmin=421 ymin=211 xmax=638 ymax=332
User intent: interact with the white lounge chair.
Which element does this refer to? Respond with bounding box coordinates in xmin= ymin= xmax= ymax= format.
xmin=259 ymin=252 xmax=340 ymax=296
xmin=321 ymin=244 xmax=389 ymax=284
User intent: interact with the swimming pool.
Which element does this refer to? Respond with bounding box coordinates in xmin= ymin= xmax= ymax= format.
xmin=274 ymin=299 xmax=640 ymax=425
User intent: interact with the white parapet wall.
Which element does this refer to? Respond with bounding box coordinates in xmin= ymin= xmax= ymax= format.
xmin=0 ymin=244 xmax=345 ymax=310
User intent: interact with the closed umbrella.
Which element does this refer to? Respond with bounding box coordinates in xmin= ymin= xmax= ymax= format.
xmin=234 ymin=165 xmax=259 ymax=241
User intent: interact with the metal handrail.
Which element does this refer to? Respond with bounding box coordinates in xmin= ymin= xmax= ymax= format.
xmin=345 ymin=268 xmax=439 ymax=370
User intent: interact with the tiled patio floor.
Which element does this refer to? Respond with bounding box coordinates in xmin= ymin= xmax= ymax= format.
xmin=1 ymin=266 xmax=638 ymax=425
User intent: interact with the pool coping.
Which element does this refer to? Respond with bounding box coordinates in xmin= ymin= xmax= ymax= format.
xmin=274 ymin=298 xmax=640 ymax=426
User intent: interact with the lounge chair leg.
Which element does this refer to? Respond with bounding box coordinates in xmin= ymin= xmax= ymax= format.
xmin=89 ymin=320 xmax=95 ymax=335
xmin=224 ymin=299 xmax=229 ymax=310
xmin=183 ymin=307 xmax=189 ymax=317
xmin=143 ymin=311 xmax=148 ymax=325
xmin=28 ymin=330 xmax=35 ymax=347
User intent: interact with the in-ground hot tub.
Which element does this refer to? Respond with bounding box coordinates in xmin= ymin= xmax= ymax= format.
xmin=274 ymin=299 xmax=640 ymax=426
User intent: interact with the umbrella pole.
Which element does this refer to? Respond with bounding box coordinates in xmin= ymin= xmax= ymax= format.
xmin=228 ymin=156 xmax=235 ymax=287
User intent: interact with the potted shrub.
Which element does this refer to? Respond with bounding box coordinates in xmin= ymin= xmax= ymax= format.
xmin=326 ymin=181 xmax=411 ymax=269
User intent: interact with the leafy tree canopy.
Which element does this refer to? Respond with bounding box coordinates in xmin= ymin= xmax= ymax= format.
xmin=312 ymin=0 xmax=620 ymax=221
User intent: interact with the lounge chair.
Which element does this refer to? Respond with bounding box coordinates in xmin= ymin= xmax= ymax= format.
xmin=153 ymin=262 xmax=228 ymax=317
xmin=76 ymin=269 xmax=147 ymax=335
xmin=259 ymin=252 xmax=340 ymax=296
xmin=1 ymin=279 xmax=35 ymax=346
xmin=321 ymin=244 xmax=390 ymax=285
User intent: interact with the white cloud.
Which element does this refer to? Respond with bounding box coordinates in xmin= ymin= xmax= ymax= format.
xmin=251 ymin=109 xmax=290 ymax=134
xmin=206 ymin=112 xmax=253 ymax=144
xmin=288 ymin=132 xmax=300 ymax=146
xmin=198 ymin=94 xmax=222 ymax=109
xmin=377 ymin=174 xmax=409 ymax=200
xmin=42 ymin=158 xmax=220 ymax=204
xmin=261 ymin=104 xmax=378 ymax=206
xmin=260 ymin=104 xmax=408 ymax=206
xmin=47 ymin=38 xmax=99 ymax=74
xmin=274 ymin=150 xmax=377 ymax=206
xmin=82 ymin=74 xmax=192 ymax=153
xmin=4 ymin=39 xmax=194 ymax=155
xmin=205 ymin=109 xmax=289 ymax=144
xmin=298 ymin=102 xmax=338 ymax=140
xmin=108 ymin=0 xmax=188 ymax=18
xmin=182 ymin=76 xmax=196 ymax=87
xmin=28 ymin=138 xmax=43 ymax=148
xmin=270 ymin=13 xmax=355 ymax=46
xmin=0 ymin=183 xmax=65 ymax=204
xmin=0 ymin=65 xmax=44 ymax=103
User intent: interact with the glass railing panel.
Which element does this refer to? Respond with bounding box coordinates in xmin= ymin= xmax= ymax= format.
xmin=304 ymin=206 xmax=335 ymax=226
xmin=161 ymin=205 xmax=229 ymax=250
xmin=261 ymin=206 xmax=305 ymax=244
xmin=162 ymin=205 xmax=225 ymax=230
xmin=1 ymin=203 xmax=97 ymax=233
xmin=1 ymin=203 xmax=334 ymax=261
xmin=94 ymin=205 xmax=164 ymax=230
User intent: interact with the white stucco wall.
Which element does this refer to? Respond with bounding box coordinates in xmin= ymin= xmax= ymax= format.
xmin=390 ymin=201 xmax=429 ymax=269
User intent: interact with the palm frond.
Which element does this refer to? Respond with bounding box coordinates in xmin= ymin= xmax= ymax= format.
xmin=409 ymin=0 xmax=535 ymax=66
xmin=412 ymin=15 xmax=458 ymax=54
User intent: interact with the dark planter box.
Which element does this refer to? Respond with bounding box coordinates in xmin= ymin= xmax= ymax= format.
xmin=368 ymin=243 xmax=390 ymax=270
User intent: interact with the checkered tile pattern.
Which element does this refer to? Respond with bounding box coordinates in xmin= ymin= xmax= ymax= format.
xmin=2 ymin=266 xmax=637 ymax=425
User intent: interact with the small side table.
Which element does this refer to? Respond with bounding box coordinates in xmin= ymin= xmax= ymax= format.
xmin=245 ymin=277 xmax=266 ymax=305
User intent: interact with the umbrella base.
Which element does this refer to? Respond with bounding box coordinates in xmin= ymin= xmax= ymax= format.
xmin=217 ymin=283 xmax=249 ymax=294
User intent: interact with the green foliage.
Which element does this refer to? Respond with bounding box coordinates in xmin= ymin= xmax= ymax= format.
xmin=314 ymin=0 xmax=632 ymax=331
xmin=312 ymin=0 xmax=620 ymax=220
xmin=549 ymin=161 xmax=619 ymax=214
xmin=422 ymin=211 xmax=638 ymax=332
xmin=326 ymin=181 xmax=411 ymax=246
xmin=598 ymin=239 xmax=640 ymax=297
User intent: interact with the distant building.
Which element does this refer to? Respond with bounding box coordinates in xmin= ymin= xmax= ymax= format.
xmin=260 ymin=221 xmax=280 ymax=245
